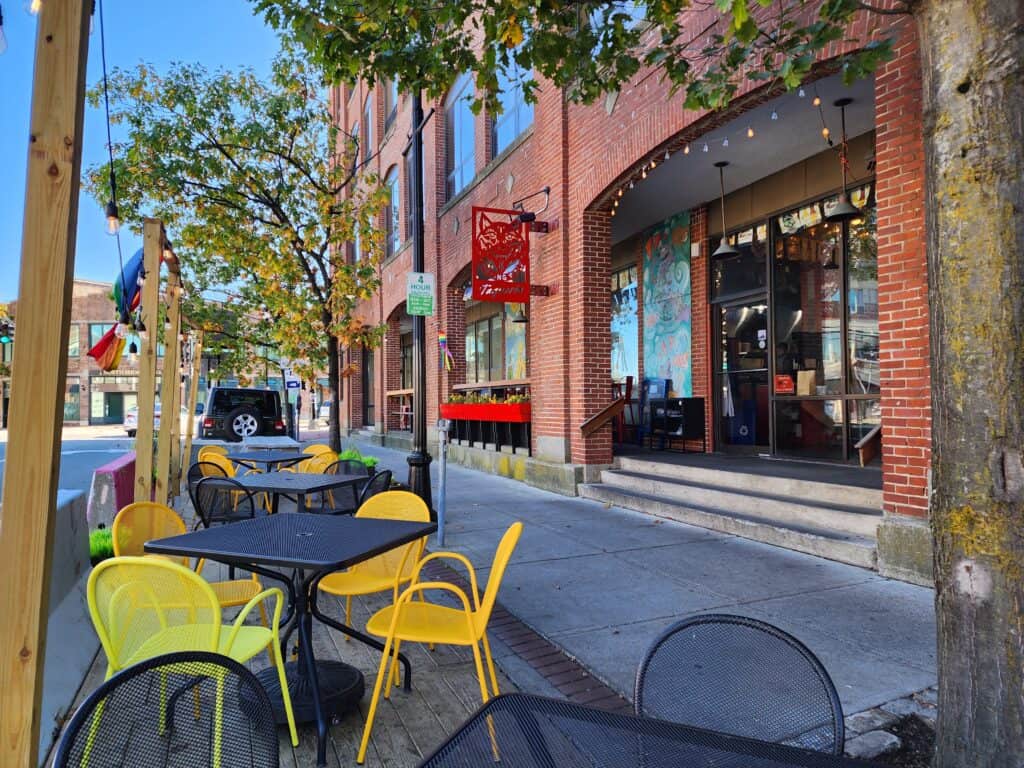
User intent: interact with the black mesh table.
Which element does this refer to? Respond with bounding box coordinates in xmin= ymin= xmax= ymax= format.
xmin=233 ymin=470 xmax=366 ymax=513
xmin=146 ymin=513 xmax=437 ymax=767
xmin=418 ymin=694 xmax=883 ymax=768
xmin=226 ymin=449 xmax=309 ymax=471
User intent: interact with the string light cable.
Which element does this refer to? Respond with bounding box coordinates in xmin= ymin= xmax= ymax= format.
xmin=97 ymin=0 xmax=131 ymax=338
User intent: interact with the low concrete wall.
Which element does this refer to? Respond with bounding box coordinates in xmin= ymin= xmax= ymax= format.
xmin=443 ymin=441 xmax=583 ymax=496
xmin=86 ymin=452 xmax=135 ymax=528
xmin=877 ymin=514 xmax=934 ymax=587
xmin=40 ymin=491 xmax=99 ymax=763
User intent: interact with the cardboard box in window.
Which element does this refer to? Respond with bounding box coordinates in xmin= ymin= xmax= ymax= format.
xmin=796 ymin=369 xmax=817 ymax=396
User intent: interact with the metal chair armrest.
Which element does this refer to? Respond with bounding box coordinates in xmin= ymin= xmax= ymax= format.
xmin=225 ymin=587 xmax=284 ymax=652
xmin=411 ymin=551 xmax=481 ymax=609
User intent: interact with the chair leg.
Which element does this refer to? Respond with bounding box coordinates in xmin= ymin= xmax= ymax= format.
xmin=357 ymin=634 xmax=395 ymax=764
xmin=344 ymin=596 xmax=352 ymax=642
xmin=384 ymin=639 xmax=402 ymax=699
xmin=273 ymin=637 xmax=299 ymax=746
xmin=481 ymin=632 xmax=500 ymax=696
xmin=470 ymin=640 xmax=491 ymax=704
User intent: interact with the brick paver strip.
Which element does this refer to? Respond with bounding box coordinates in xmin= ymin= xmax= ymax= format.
xmin=427 ymin=559 xmax=630 ymax=711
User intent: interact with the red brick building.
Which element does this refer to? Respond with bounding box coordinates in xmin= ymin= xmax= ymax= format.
xmin=332 ymin=12 xmax=930 ymax=583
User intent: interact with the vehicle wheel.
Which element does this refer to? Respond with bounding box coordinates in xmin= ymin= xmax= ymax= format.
xmin=223 ymin=406 xmax=260 ymax=441
xmin=127 ymin=430 xmax=136 ymax=438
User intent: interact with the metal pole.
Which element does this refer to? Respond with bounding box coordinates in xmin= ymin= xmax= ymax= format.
xmin=437 ymin=419 xmax=449 ymax=545
xmin=407 ymin=91 xmax=434 ymax=515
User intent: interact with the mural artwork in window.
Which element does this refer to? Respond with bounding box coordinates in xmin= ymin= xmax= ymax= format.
xmin=642 ymin=212 xmax=692 ymax=396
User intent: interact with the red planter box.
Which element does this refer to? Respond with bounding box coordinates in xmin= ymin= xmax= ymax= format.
xmin=440 ymin=403 xmax=531 ymax=423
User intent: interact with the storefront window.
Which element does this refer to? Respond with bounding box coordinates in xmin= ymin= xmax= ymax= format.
xmin=400 ymin=333 xmax=413 ymax=389
xmin=847 ymin=203 xmax=878 ymax=395
xmin=711 ymin=224 xmax=767 ymax=300
xmin=68 ymin=325 xmax=80 ymax=357
xmin=90 ymin=323 xmax=114 ymax=348
xmin=773 ymin=215 xmax=843 ymax=396
xmin=64 ymin=379 xmax=80 ymax=422
xmin=464 ymin=305 xmax=522 ymax=384
xmin=610 ymin=265 xmax=639 ymax=383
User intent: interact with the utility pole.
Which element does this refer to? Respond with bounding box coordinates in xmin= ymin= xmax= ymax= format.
xmin=406 ymin=92 xmax=433 ymax=515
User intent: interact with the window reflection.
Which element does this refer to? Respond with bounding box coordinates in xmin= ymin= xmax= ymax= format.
xmin=847 ymin=206 xmax=879 ymax=394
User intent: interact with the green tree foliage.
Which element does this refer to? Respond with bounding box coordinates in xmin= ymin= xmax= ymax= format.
xmin=84 ymin=50 xmax=389 ymax=448
xmin=254 ymin=0 xmax=899 ymax=114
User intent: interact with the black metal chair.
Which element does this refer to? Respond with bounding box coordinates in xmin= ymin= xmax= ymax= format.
xmin=194 ymin=475 xmax=259 ymax=527
xmin=186 ymin=461 xmax=229 ymax=524
xmin=356 ymin=469 xmax=393 ymax=509
xmin=633 ymin=613 xmax=844 ymax=755
xmin=54 ymin=651 xmax=279 ymax=767
xmin=320 ymin=460 xmax=369 ymax=514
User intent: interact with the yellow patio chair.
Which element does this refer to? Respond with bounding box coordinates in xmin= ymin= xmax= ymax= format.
xmin=318 ymin=491 xmax=431 ymax=637
xmin=280 ymin=452 xmax=335 ymax=507
xmin=198 ymin=444 xmax=229 ymax=459
xmin=112 ymin=502 xmax=267 ymax=623
xmin=356 ymin=522 xmax=523 ymax=764
xmin=303 ymin=443 xmax=335 ymax=457
xmin=87 ymin=556 xmax=298 ymax=747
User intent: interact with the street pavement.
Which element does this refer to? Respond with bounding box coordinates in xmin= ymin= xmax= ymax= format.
xmin=354 ymin=437 xmax=937 ymax=716
xmin=0 ymin=424 xmax=134 ymax=497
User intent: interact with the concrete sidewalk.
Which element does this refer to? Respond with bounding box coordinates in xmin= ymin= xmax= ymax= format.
xmin=354 ymin=439 xmax=937 ymax=716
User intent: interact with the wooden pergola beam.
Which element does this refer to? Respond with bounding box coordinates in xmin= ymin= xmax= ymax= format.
xmin=134 ymin=220 xmax=163 ymax=502
xmin=154 ymin=272 xmax=182 ymax=504
xmin=0 ymin=3 xmax=91 ymax=765
xmin=181 ymin=330 xmax=205 ymax=494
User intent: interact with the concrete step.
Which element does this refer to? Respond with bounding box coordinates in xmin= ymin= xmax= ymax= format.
xmin=578 ymin=483 xmax=877 ymax=570
xmin=600 ymin=469 xmax=882 ymax=538
xmin=616 ymin=456 xmax=882 ymax=510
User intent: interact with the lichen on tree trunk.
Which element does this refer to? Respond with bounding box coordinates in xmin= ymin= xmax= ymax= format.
xmin=918 ymin=1 xmax=1024 ymax=765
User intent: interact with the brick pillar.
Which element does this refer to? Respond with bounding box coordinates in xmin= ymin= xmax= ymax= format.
xmin=568 ymin=209 xmax=613 ymax=466
xmin=384 ymin=313 xmax=402 ymax=430
xmin=442 ymin=279 xmax=467 ymax=400
xmin=349 ymin=346 xmax=364 ymax=430
xmin=689 ymin=206 xmax=713 ymax=451
xmin=875 ymin=19 xmax=930 ymax=520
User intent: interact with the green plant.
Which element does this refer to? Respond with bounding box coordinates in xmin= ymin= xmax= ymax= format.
xmin=338 ymin=446 xmax=363 ymax=462
xmin=361 ymin=456 xmax=380 ymax=470
xmin=89 ymin=528 xmax=114 ymax=563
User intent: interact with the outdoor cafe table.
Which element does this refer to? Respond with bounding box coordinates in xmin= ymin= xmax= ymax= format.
xmin=225 ymin=449 xmax=308 ymax=471
xmin=233 ymin=470 xmax=366 ymax=514
xmin=418 ymin=693 xmax=882 ymax=768
xmin=146 ymin=513 xmax=437 ymax=767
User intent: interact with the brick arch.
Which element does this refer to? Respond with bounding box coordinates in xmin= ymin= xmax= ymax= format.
xmin=383 ymin=301 xmax=411 ymax=431
xmin=441 ymin=264 xmax=473 ymax=400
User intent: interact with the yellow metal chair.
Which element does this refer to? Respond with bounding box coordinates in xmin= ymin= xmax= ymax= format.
xmin=113 ymin=502 xmax=266 ymax=619
xmin=280 ymin=452 xmax=335 ymax=508
xmin=198 ymin=445 xmax=229 ymax=459
xmin=201 ymin=452 xmax=271 ymax=512
xmin=356 ymin=522 xmax=523 ymax=764
xmin=318 ymin=491 xmax=431 ymax=634
xmin=303 ymin=443 xmax=335 ymax=457
xmin=87 ymin=556 xmax=299 ymax=746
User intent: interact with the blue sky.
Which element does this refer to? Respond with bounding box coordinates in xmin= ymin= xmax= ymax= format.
xmin=0 ymin=0 xmax=281 ymax=302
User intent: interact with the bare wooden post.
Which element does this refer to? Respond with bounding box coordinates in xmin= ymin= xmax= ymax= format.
xmin=155 ymin=271 xmax=181 ymax=504
xmin=181 ymin=330 xmax=204 ymax=493
xmin=167 ymin=312 xmax=184 ymax=500
xmin=0 ymin=2 xmax=91 ymax=765
xmin=134 ymin=219 xmax=162 ymax=502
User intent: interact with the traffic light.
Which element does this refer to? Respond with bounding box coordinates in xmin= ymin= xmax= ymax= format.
xmin=0 ymin=320 xmax=12 ymax=345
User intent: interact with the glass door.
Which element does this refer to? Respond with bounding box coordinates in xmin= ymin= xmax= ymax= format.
xmin=717 ymin=299 xmax=771 ymax=451
xmin=362 ymin=347 xmax=375 ymax=426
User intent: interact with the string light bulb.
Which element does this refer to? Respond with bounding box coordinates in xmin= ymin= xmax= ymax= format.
xmin=722 ymin=137 xmax=729 ymax=148
xmin=649 ymin=159 xmax=656 ymax=170
xmin=27 ymin=0 xmax=41 ymax=15
xmin=629 ymin=180 xmax=634 ymax=189
xmin=127 ymin=340 xmax=139 ymax=365
xmin=821 ymin=126 xmax=830 ymax=140
xmin=684 ymin=144 xmax=690 ymax=155
xmin=702 ymin=143 xmax=709 ymax=153
xmin=115 ymin=309 xmax=130 ymax=339
xmin=664 ymin=150 xmax=670 ymax=161
xmin=104 ymin=200 xmax=120 ymax=235
xmin=771 ymin=110 xmax=778 ymax=121
xmin=798 ymin=87 xmax=805 ymax=98
xmin=610 ymin=208 xmax=616 ymax=217
xmin=641 ymin=167 xmax=647 ymax=179
xmin=617 ymin=188 xmax=623 ymax=198
xmin=746 ymin=126 xmax=754 ymax=138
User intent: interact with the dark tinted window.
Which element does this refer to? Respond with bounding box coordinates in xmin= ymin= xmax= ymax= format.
xmin=210 ymin=389 xmax=279 ymax=416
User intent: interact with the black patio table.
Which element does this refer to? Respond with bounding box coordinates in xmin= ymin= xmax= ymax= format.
xmin=232 ymin=470 xmax=366 ymax=514
xmin=146 ymin=513 xmax=437 ymax=768
xmin=418 ymin=693 xmax=882 ymax=768
xmin=225 ymin=449 xmax=309 ymax=471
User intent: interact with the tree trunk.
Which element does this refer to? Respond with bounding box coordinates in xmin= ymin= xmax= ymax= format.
xmin=327 ymin=333 xmax=342 ymax=452
xmin=918 ymin=1 xmax=1024 ymax=765
xmin=279 ymin=366 xmax=295 ymax=440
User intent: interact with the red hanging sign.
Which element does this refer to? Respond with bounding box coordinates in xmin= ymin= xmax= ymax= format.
xmin=471 ymin=206 xmax=530 ymax=304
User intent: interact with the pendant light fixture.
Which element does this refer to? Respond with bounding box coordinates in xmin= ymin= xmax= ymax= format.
xmin=826 ymin=97 xmax=861 ymax=222
xmin=712 ymin=161 xmax=739 ymax=258
xmin=510 ymin=303 xmax=528 ymax=323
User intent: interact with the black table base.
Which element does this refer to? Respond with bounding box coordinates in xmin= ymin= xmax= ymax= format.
xmin=253 ymin=660 xmax=365 ymax=726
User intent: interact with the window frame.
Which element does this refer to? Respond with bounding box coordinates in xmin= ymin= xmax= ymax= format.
xmin=363 ymin=93 xmax=374 ymax=163
xmin=444 ymin=73 xmax=476 ymax=200
xmin=384 ymin=166 xmax=401 ymax=259
xmin=491 ymin=64 xmax=534 ymax=157
xmin=383 ymin=78 xmax=399 ymax=132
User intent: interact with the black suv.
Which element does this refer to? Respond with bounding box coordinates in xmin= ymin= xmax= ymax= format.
xmin=201 ymin=387 xmax=286 ymax=441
